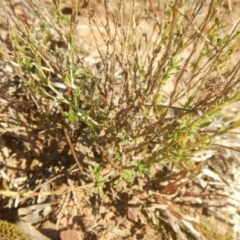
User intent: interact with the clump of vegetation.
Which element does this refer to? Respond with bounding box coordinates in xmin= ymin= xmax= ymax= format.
xmin=0 ymin=220 xmax=29 ymax=240
xmin=0 ymin=0 xmax=240 ymax=239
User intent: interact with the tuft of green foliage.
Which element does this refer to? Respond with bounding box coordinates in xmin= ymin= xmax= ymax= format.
xmin=0 ymin=220 xmax=29 ymax=240
xmin=0 ymin=0 xmax=240 ymax=239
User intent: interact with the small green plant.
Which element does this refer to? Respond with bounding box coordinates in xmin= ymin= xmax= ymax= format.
xmin=0 ymin=220 xmax=29 ymax=240
xmin=0 ymin=0 xmax=240 ymax=239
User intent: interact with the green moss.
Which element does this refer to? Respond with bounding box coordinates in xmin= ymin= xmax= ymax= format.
xmin=197 ymin=223 xmax=233 ymax=240
xmin=0 ymin=220 xmax=29 ymax=240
